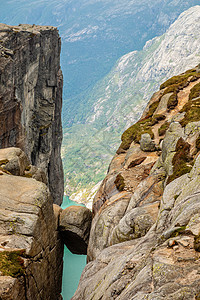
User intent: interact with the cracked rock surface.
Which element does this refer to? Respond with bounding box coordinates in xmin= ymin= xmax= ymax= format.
xmin=73 ymin=67 xmax=200 ymax=299
xmin=0 ymin=23 xmax=64 ymax=205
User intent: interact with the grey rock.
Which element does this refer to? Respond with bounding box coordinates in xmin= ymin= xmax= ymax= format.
xmin=140 ymin=133 xmax=156 ymax=152
xmin=0 ymin=23 xmax=64 ymax=204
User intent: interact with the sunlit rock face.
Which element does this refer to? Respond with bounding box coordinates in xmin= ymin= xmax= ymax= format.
xmin=72 ymin=67 xmax=200 ymax=299
xmin=0 ymin=148 xmax=64 ymax=299
xmin=0 ymin=23 xmax=64 ymax=205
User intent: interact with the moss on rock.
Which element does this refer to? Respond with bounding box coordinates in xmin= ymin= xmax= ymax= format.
xmin=189 ymin=82 xmax=200 ymax=100
xmin=167 ymin=138 xmax=193 ymax=184
xmin=158 ymin=121 xmax=170 ymax=136
xmin=160 ymin=72 xmax=200 ymax=90
xmin=180 ymin=98 xmax=200 ymax=127
xmin=117 ymin=117 xmax=155 ymax=153
xmin=0 ymin=250 xmax=25 ymax=277
xmin=114 ymin=174 xmax=125 ymax=191
xmin=167 ymin=93 xmax=178 ymax=110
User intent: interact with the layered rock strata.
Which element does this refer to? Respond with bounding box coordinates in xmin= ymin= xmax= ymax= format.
xmin=0 ymin=23 xmax=63 ymax=204
xmin=72 ymin=66 xmax=200 ymax=299
xmin=0 ymin=148 xmax=63 ymax=299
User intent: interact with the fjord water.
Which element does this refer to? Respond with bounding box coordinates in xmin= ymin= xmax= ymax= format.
xmin=61 ymin=196 xmax=86 ymax=300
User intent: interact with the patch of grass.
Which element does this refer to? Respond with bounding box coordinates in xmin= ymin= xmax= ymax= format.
xmin=117 ymin=117 xmax=154 ymax=153
xmin=158 ymin=121 xmax=170 ymax=136
xmin=117 ymin=112 xmax=166 ymax=153
xmin=160 ymin=72 xmax=200 ymax=90
xmin=114 ymin=174 xmax=125 ymax=191
xmin=0 ymin=250 xmax=25 ymax=277
xmin=167 ymin=93 xmax=178 ymax=110
xmin=167 ymin=138 xmax=193 ymax=184
xmin=147 ymin=101 xmax=160 ymax=117
xmin=116 ymin=101 xmax=163 ymax=154
xmin=189 ymin=82 xmax=200 ymax=100
xmin=180 ymin=98 xmax=200 ymax=127
xmin=160 ymin=72 xmax=200 ymax=111
xmin=23 ymin=173 xmax=33 ymax=178
xmin=0 ymin=166 xmax=11 ymax=175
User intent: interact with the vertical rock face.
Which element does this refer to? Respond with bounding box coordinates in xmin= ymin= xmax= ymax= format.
xmin=0 ymin=23 xmax=63 ymax=204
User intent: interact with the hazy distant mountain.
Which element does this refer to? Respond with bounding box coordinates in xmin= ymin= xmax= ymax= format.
xmin=62 ymin=6 xmax=200 ymax=200
xmin=1 ymin=0 xmax=199 ymax=124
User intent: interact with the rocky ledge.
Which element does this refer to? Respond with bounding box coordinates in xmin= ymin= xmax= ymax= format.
xmin=0 ymin=148 xmax=63 ymax=299
xmin=0 ymin=23 xmax=64 ymax=204
xmin=0 ymin=147 xmax=92 ymax=299
xmin=73 ymin=66 xmax=200 ymax=299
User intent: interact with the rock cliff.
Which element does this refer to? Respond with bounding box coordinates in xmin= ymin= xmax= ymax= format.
xmin=72 ymin=66 xmax=200 ymax=299
xmin=0 ymin=23 xmax=64 ymax=205
xmin=0 ymin=148 xmax=63 ymax=299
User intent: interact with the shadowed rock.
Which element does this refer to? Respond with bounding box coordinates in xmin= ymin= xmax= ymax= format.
xmin=59 ymin=206 xmax=92 ymax=254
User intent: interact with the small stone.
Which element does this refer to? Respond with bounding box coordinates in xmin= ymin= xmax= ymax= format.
xmin=179 ymin=240 xmax=189 ymax=247
xmin=168 ymin=239 xmax=177 ymax=247
xmin=173 ymin=245 xmax=179 ymax=251
xmin=140 ymin=133 xmax=156 ymax=152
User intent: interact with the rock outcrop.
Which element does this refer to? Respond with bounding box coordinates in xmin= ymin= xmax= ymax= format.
xmin=0 ymin=148 xmax=63 ymax=299
xmin=59 ymin=206 xmax=92 ymax=255
xmin=72 ymin=66 xmax=200 ymax=299
xmin=0 ymin=23 xmax=63 ymax=204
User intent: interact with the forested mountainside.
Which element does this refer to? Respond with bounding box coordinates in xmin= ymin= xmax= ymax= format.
xmin=73 ymin=64 xmax=200 ymax=300
xmin=63 ymin=6 xmax=200 ymax=202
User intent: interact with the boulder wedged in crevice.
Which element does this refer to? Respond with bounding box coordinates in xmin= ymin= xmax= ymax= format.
xmin=59 ymin=205 xmax=92 ymax=255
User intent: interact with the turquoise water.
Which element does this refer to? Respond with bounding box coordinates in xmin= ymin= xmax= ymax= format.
xmin=61 ymin=196 xmax=86 ymax=300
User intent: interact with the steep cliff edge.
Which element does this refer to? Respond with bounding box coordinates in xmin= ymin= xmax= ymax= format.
xmin=0 ymin=23 xmax=63 ymax=204
xmin=73 ymin=66 xmax=200 ymax=299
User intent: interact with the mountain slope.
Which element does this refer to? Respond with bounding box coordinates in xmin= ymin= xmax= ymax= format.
xmin=1 ymin=0 xmax=199 ymax=123
xmin=63 ymin=6 xmax=200 ymax=201
xmin=72 ymin=64 xmax=200 ymax=300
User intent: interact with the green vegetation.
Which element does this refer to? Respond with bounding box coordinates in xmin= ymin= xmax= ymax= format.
xmin=147 ymin=101 xmax=160 ymax=117
xmin=158 ymin=121 xmax=170 ymax=136
xmin=167 ymin=93 xmax=178 ymax=110
xmin=114 ymin=174 xmax=125 ymax=191
xmin=117 ymin=117 xmax=154 ymax=153
xmin=180 ymin=97 xmax=200 ymax=127
xmin=160 ymin=71 xmax=200 ymax=111
xmin=167 ymin=138 xmax=193 ymax=184
xmin=0 ymin=250 xmax=25 ymax=277
xmin=117 ymin=109 xmax=166 ymax=153
xmin=189 ymin=82 xmax=200 ymax=100
xmin=160 ymin=71 xmax=200 ymax=90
